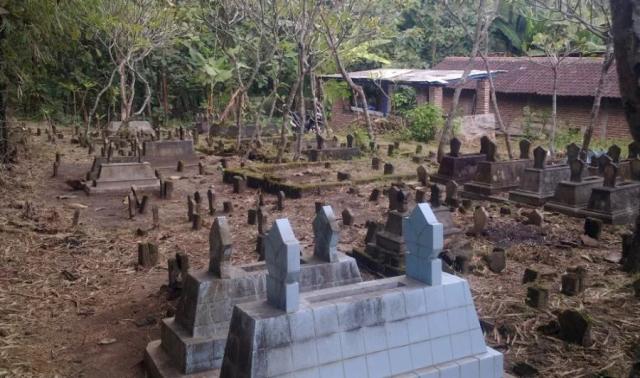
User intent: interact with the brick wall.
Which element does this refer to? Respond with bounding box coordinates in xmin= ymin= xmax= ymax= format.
xmin=442 ymin=89 xmax=630 ymax=140
xmin=329 ymin=85 xmax=631 ymax=141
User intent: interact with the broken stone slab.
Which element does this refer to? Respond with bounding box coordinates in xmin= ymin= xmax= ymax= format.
xmin=84 ymin=162 xmax=159 ymax=195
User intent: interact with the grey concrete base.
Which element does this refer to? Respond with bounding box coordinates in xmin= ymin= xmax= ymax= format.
xmin=83 ymin=162 xmax=160 ymax=194
xmin=543 ymin=176 xmax=604 ymax=217
xmin=145 ymin=340 xmax=219 ymax=378
xmin=220 ymin=273 xmax=503 ymax=378
xmin=463 ymin=159 xmax=532 ymax=197
xmin=582 ymin=181 xmax=640 ymax=224
xmin=508 ymin=165 xmax=570 ymax=206
xmin=145 ymin=252 xmax=362 ymax=376
xmin=430 ymin=153 xmax=487 ymax=185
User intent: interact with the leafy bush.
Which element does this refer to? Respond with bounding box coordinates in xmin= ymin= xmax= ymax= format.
xmin=391 ymin=87 xmax=416 ymax=115
xmin=404 ymin=104 xmax=443 ymax=143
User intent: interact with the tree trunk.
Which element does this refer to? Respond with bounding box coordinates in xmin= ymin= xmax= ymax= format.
xmin=581 ymin=41 xmax=614 ymax=153
xmin=550 ymin=66 xmax=558 ymax=156
xmin=0 ymin=22 xmax=7 ymax=163
xmin=161 ymin=67 xmax=169 ymax=123
xmin=119 ymin=62 xmax=129 ymax=122
xmin=437 ymin=0 xmax=485 ymax=162
xmin=322 ymin=25 xmax=375 ymax=142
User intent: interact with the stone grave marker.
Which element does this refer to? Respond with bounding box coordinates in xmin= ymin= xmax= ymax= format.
xmin=450 ymin=137 xmax=462 ymax=157
xmin=371 ymin=157 xmax=380 ymax=170
xmin=207 ymin=189 xmax=215 ymax=215
xmin=545 ymin=153 xmax=604 ymax=217
xmin=630 ymin=141 xmax=640 ymax=159
xmin=608 ymin=144 xmax=622 ymax=163
xmin=510 ymin=145 xmax=571 ymax=206
xmin=417 ymin=165 xmax=428 ymax=186
xmin=383 ymin=162 xmax=394 ymax=175
xmin=313 ymin=205 xmax=339 ymax=263
xmin=342 ymin=208 xmax=354 ymax=226
xmin=209 ymin=217 xmax=233 ymax=278
xmin=431 ymin=137 xmax=486 ymax=185
xmin=567 ymin=143 xmax=580 ymax=162
xmin=264 ymin=219 xmax=301 ymax=313
xmin=276 ymin=191 xmax=285 ymax=210
xmin=445 ymin=180 xmax=460 ymax=207
xmin=430 ymin=184 xmax=442 ymax=207
xmin=346 ymin=134 xmax=354 ymax=148
xmin=582 ymin=156 xmax=640 ymax=224
xmin=463 ymin=138 xmax=533 ymax=198
xmin=415 ymin=187 xmax=427 ymax=203
xmin=520 ymin=139 xmax=531 ymax=159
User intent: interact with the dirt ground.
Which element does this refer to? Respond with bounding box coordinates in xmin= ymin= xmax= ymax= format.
xmin=0 ymin=129 xmax=639 ymax=378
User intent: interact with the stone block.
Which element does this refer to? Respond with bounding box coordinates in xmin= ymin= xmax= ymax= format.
xmin=85 ymin=162 xmax=159 ymax=194
xmin=463 ymin=159 xmax=533 ymax=197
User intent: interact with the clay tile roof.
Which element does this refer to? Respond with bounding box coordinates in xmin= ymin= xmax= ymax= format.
xmin=434 ymin=56 xmax=620 ymax=99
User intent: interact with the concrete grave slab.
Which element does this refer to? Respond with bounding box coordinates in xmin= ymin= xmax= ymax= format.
xmin=84 ymin=162 xmax=159 ymax=194
xmin=431 ymin=138 xmax=487 ymax=185
xmin=142 ymin=140 xmax=199 ymax=170
xmin=509 ymin=146 xmax=571 ymax=206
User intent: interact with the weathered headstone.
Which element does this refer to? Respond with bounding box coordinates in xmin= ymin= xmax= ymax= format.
xmin=387 ymin=144 xmax=394 ymax=156
xmin=383 ymin=162 xmax=394 ymax=175
xmin=207 ymin=189 xmax=215 ymax=215
xmin=450 ymin=137 xmax=462 ymax=157
xmin=417 ymin=165 xmax=428 ymax=186
xmin=520 ymin=139 xmax=532 ymax=159
xmin=526 ymin=286 xmax=549 ymax=309
xmin=567 ymin=143 xmax=580 ymax=162
xmin=430 ymin=184 xmax=442 ymax=207
xmin=473 ymin=206 xmax=489 ymax=235
xmin=187 ymin=195 xmax=194 ymax=222
xmin=276 ymin=191 xmax=285 ymax=211
xmin=138 ymin=242 xmax=159 ymax=268
xmin=313 ymin=205 xmax=339 ymax=262
xmin=232 ymin=176 xmax=245 ymax=194
xmin=264 ymin=219 xmax=300 ymax=313
xmin=369 ymin=188 xmax=380 ymax=201
xmin=608 ymin=144 xmax=622 ymax=163
xmin=415 ymin=187 xmax=427 ymax=203
xmin=445 ymin=180 xmax=460 ymax=207
xmin=341 ymin=208 xmax=354 ymax=226
xmin=584 ymin=217 xmax=602 ymax=239
xmin=209 ymin=217 xmax=232 ymax=278
xmin=371 ymin=157 xmax=380 ymax=170
xmin=346 ymin=134 xmax=354 ymax=148
xmin=602 ymin=157 xmax=617 ymax=187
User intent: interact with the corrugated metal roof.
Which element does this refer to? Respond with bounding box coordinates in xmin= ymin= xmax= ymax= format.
xmin=320 ymin=68 xmax=500 ymax=85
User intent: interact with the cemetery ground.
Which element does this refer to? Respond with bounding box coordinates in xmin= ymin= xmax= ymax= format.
xmin=0 ymin=129 xmax=639 ymax=378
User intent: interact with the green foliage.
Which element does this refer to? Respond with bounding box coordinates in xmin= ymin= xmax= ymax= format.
xmin=347 ymin=125 xmax=371 ymax=148
xmin=404 ymin=104 xmax=443 ymax=143
xmin=391 ymin=87 xmax=416 ymax=115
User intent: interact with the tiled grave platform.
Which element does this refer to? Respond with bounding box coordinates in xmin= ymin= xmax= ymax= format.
xmin=220 ymin=204 xmax=503 ymax=378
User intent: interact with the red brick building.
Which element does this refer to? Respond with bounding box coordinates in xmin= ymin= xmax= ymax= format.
xmin=327 ymin=57 xmax=630 ymax=140
xmin=434 ymin=57 xmax=628 ymax=140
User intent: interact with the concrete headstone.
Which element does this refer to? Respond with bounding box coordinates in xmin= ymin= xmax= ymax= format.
xmin=312 ymin=205 xmax=339 ymax=263
xmin=264 ymin=219 xmax=301 ymax=313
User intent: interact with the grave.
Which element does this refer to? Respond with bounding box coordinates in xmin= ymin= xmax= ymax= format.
xmin=144 ymin=210 xmax=362 ymax=376
xmin=463 ymin=138 xmax=533 ymax=198
xmin=223 ymin=159 xmax=417 ymax=199
xmin=142 ymin=140 xmax=199 ymax=170
xmin=544 ymin=159 xmax=605 ymax=218
xmin=353 ymin=189 xmax=412 ymax=276
xmin=303 ymin=146 xmax=360 ymax=162
xmin=220 ymin=204 xmax=503 ymax=378
xmin=581 ymin=158 xmax=640 ymax=224
xmin=431 ymin=137 xmax=487 ymax=185
xmin=85 ymin=156 xmax=139 ymax=181
xmin=429 ymin=184 xmax=462 ymax=237
xmin=509 ymin=146 xmax=571 ymax=206
xmin=84 ymin=162 xmax=159 ymax=194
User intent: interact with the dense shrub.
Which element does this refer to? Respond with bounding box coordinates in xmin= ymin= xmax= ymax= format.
xmin=405 ymin=104 xmax=443 ymax=143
